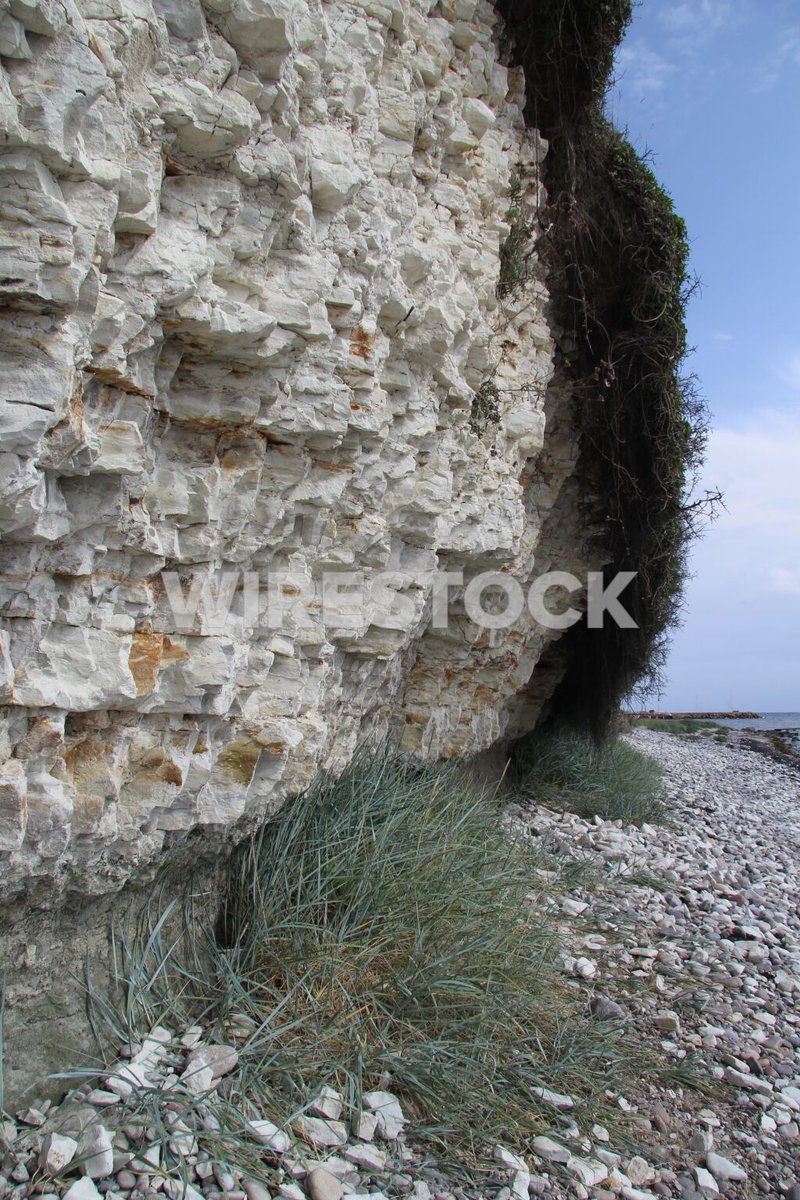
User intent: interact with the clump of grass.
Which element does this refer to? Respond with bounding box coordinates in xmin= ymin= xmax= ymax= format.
xmin=219 ymin=748 xmax=643 ymax=1160
xmin=0 ymin=977 xmax=5 ymax=1116
xmin=77 ymin=747 xmax=656 ymax=1177
xmin=512 ymin=731 xmax=667 ymax=825
xmin=636 ymin=717 xmax=729 ymax=742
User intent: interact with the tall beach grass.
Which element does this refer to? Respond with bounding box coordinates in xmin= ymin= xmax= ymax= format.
xmin=511 ymin=730 xmax=667 ymax=825
xmin=72 ymin=744 xmax=661 ymax=1176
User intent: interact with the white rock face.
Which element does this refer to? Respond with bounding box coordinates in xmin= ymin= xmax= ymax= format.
xmin=0 ymin=0 xmax=592 ymax=905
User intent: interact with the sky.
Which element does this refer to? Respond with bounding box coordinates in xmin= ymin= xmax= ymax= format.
xmin=607 ymin=0 xmax=800 ymax=712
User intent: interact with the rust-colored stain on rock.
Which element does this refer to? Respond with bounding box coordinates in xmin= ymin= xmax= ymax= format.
xmin=129 ymin=633 xmax=190 ymax=695
xmin=217 ymin=737 xmax=261 ymax=785
xmin=131 ymin=746 xmax=183 ymax=786
xmin=128 ymin=632 xmax=164 ymax=695
xmin=349 ymin=325 xmax=374 ymax=360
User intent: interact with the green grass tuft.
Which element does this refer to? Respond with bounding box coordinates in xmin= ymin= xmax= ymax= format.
xmin=635 ymin=717 xmax=730 ymax=743
xmin=512 ymin=731 xmax=667 ymax=825
xmin=218 ymin=748 xmax=643 ymax=1161
xmin=0 ymin=976 xmax=5 ymax=1116
xmin=76 ymin=746 xmax=659 ymax=1177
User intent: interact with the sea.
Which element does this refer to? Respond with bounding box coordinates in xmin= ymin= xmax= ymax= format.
xmin=712 ymin=712 xmax=800 ymax=732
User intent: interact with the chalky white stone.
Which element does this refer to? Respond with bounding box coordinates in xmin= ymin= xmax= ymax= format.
xmin=566 ymin=1156 xmax=608 ymax=1188
xmin=77 ymin=1125 xmax=114 ymax=1180
xmin=62 ymin=1181 xmax=102 ymax=1200
xmin=352 ymin=1110 xmax=379 ymax=1142
xmin=693 ymin=1166 xmax=720 ymax=1197
xmin=247 ymin=1119 xmax=290 ymax=1154
xmin=625 ymin=1156 xmax=653 ymax=1187
xmin=705 ymin=1151 xmax=746 ymax=1184
xmin=39 ymin=1133 xmax=79 ymax=1176
xmin=362 ymin=1092 xmax=406 ymax=1141
xmin=4 ymin=728 xmax=800 ymax=1200
xmin=344 ymin=1144 xmax=388 ymax=1172
xmin=531 ymin=1136 xmax=570 ymax=1164
xmin=493 ymin=1146 xmax=528 ymax=1172
xmin=0 ymin=0 xmax=595 ymax=920
xmin=293 ymin=1115 xmax=348 ymax=1150
xmin=184 ymin=1044 xmax=239 ymax=1079
xmin=531 ymin=1085 xmax=574 ymax=1110
xmin=307 ymin=1168 xmax=343 ymax=1200
xmin=309 ymin=1086 xmax=344 ymax=1121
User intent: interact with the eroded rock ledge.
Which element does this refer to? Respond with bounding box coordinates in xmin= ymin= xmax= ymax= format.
xmin=0 ymin=0 xmax=600 ymax=911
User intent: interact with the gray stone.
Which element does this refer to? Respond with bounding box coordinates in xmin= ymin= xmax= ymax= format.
xmin=247 ymin=1120 xmax=290 ymax=1154
xmin=40 ymin=1133 xmax=79 ymax=1175
xmin=184 ymin=1044 xmax=239 ymax=1080
xmin=307 ymin=1169 xmax=343 ymax=1200
xmin=63 ymin=1181 xmax=103 ymax=1200
xmin=531 ymin=1137 xmax=570 ymax=1164
xmin=705 ymin=1152 xmax=746 ymax=1184
xmin=724 ymin=1068 xmax=773 ymax=1094
xmin=77 ymin=1125 xmax=114 ymax=1179
xmin=590 ymin=994 xmax=626 ymax=1022
xmin=653 ymin=1011 xmax=681 ymax=1034
xmin=362 ymin=1094 xmax=406 ymax=1141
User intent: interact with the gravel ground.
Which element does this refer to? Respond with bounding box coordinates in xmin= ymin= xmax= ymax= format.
xmin=1 ymin=730 xmax=798 ymax=1200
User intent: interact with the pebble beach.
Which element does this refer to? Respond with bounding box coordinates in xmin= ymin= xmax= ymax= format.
xmin=2 ymin=730 xmax=798 ymax=1200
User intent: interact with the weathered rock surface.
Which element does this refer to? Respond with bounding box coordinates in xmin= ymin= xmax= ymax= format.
xmin=0 ymin=0 xmax=592 ymax=919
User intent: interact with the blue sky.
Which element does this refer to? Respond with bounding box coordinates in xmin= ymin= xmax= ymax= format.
xmin=607 ymin=0 xmax=800 ymax=711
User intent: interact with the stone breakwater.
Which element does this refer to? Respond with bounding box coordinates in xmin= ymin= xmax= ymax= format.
xmin=2 ymin=731 xmax=799 ymax=1199
xmin=0 ymin=0 xmax=600 ymax=913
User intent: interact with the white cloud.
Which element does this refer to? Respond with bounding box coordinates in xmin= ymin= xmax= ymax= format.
xmin=612 ymin=2 xmax=742 ymax=113
xmin=775 ymin=350 xmax=800 ymax=393
xmin=657 ymin=0 xmax=738 ymax=50
xmin=706 ymin=413 xmax=800 ymax=532
xmin=770 ymin=568 xmax=800 ymax=597
xmin=711 ymin=331 xmax=733 ymax=342
xmin=653 ymin=403 xmax=800 ymax=708
xmin=614 ymin=41 xmax=676 ymax=99
xmin=753 ymin=26 xmax=800 ymax=91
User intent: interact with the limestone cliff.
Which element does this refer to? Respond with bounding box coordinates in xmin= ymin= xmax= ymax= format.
xmin=0 ymin=0 xmax=603 ymax=912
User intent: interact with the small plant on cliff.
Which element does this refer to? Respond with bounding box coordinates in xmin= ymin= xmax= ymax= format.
xmin=497 ymin=173 xmax=535 ymax=299
xmin=468 ymin=377 xmax=502 ymax=435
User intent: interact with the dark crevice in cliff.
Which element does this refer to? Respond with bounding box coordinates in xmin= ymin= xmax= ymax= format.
xmin=495 ymin=0 xmax=714 ymax=738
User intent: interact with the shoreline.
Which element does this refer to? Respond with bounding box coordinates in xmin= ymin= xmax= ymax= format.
xmin=633 ymin=710 xmax=761 ymax=720
xmin=727 ymin=726 xmax=800 ymax=770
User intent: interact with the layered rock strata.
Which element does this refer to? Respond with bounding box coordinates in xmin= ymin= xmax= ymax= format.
xmin=0 ymin=0 xmax=593 ymax=909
